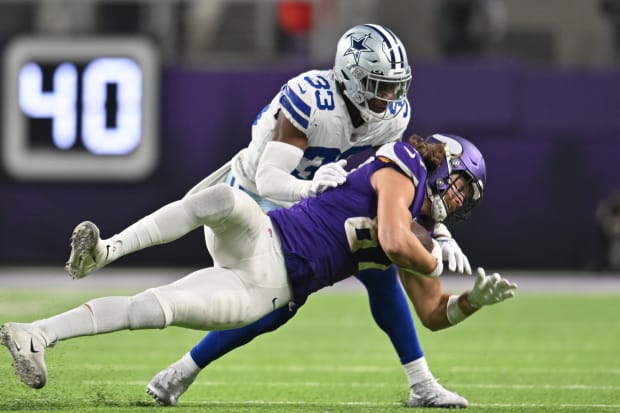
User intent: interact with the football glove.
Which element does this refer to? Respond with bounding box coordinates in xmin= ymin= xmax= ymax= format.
xmin=305 ymin=160 xmax=348 ymax=197
xmin=468 ymin=267 xmax=518 ymax=308
xmin=433 ymin=223 xmax=472 ymax=275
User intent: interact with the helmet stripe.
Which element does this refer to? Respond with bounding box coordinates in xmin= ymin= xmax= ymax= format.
xmin=381 ymin=26 xmax=406 ymax=70
xmin=362 ymin=24 xmax=404 ymax=69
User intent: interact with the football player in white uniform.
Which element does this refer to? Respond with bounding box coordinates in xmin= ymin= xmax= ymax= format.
xmin=68 ymin=24 xmax=470 ymax=407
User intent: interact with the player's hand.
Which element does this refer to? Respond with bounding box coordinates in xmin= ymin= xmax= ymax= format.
xmin=433 ymin=223 xmax=471 ymax=274
xmin=468 ymin=267 xmax=518 ymax=308
xmin=307 ymin=160 xmax=348 ymax=196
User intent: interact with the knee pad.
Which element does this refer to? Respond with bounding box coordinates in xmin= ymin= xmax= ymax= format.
xmin=168 ymin=290 xmax=252 ymax=330
xmin=185 ymin=183 xmax=235 ymax=223
xmin=207 ymin=290 xmax=251 ymax=326
xmin=127 ymin=291 xmax=166 ymax=330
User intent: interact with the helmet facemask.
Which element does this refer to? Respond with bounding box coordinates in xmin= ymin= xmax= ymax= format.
xmin=357 ymin=75 xmax=411 ymax=120
xmin=430 ymin=171 xmax=482 ymax=222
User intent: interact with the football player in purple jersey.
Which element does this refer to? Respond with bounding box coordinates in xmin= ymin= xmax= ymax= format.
xmin=1 ymin=134 xmax=517 ymax=406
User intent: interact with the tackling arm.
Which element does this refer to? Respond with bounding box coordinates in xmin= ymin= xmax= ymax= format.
xmin=255 ymin=113 xmax=347 ymax=202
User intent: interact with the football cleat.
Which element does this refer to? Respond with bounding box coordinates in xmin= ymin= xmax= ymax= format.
xmin=65 ymin=221 xmax=113 ymax=279
xmin=1 ymin=323 xmax=49 ymax=389
xmin=146 ymin=366 xmax=196 ymax=406
xmin=408 ymin=378 xmax=468 ymax=408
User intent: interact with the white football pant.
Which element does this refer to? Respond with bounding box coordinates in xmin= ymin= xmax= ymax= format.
xmin=33 ymin=184 xmax=292 ymax=344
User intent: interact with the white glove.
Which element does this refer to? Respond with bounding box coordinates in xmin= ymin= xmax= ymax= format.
xmin=468 ymin=267 xmax=518 ymax=308
xmin=433 ymin=223 xmax=472 ymax=275
xmin=305 ymin=160 xmax=348 ymax=197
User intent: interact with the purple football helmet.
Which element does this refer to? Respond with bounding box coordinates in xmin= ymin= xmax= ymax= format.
xmin=425 ymin=133 xmax=486 ymax=221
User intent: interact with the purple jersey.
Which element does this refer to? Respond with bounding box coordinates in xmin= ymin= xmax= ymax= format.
xmin=268 ymin=141 xmax=428 ymax=305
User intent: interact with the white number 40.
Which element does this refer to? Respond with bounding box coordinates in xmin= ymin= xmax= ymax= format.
xmin=19 ymin=58 xmax=142 ymax=155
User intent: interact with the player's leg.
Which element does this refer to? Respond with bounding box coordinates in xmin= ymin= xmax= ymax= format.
xmin=0 ymin=288 xmax=166 ymax=389
xmin=355 ymin=266 xmax=468 ymax=408
xmin=146 ymin=192 xmax=299 ymax=405
xmin=5 ymin=186 xmax=289 ymax=389
xmin=147 ymin=306 xmax=297 ymax=406
xmin=2 ymin=259 xmax=290 ymax=391
xmin=66 ymin=183 xmax=249 ymax=279
xmin=147 ymin=180 xmax=298 ymax=405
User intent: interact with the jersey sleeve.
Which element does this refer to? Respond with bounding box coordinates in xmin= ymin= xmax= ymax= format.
xmin=374 ymin=141 xmax=428 ymax=187
xmin=277 ymin=72 xmax=317 ymax=134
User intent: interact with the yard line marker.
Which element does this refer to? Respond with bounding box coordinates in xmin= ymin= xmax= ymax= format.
xmin=3 ymin=398 xmax=619 ymax=409
xmin=81 ymin=379 xmax=619 ymax=391
xmin=69 ymin=363 xmax=620 ymax=374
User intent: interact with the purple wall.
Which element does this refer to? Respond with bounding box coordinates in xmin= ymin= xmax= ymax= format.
xmin=1 ymin=61 xmax=619 ymax=270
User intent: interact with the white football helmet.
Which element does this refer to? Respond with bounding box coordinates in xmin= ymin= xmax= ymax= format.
xmin=334 ymin=24 xmax=412 ymax=121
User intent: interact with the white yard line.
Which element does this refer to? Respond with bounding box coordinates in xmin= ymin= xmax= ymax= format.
xmin=81 ymin=379 xmax=620 ymax=391
xmin=2 ymin=397 xmax=617 ymax=410
xmin=1 ymin=267 xmax=620 ymax=293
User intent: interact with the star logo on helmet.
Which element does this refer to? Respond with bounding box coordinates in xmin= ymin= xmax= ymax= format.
xmin=343 ymin=33 xmax=373 ymax=65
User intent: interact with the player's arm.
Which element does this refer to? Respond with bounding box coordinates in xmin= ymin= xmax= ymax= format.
xmin=371 ymin=166 xmax=441 ymax=276
xmin=255 ymin=111 xmax=347 ymax=201
xmin=399 ymin=267 xmax=517 ymax=331
xmin=254 ymin=112 xmax=310 ymax=201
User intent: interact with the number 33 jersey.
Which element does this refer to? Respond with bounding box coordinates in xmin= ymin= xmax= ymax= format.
xmin=268 ymin=141 xmax=427 ymax=305
xmin=233 ymin=69 xmax=411 ymax=196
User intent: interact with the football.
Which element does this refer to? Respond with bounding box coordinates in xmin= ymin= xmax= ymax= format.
xmin=410 ymin=220 xmax=433 ymax=252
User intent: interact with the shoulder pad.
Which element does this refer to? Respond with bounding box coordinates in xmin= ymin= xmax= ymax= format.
xmin=278 ymin=71 xmax=326 ymax=132
xmin=375 ymin=141 xmax=427 ymax=186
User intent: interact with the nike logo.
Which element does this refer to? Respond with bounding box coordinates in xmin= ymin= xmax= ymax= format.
xmin=403 ymin=145 xmax=417 ymax=159
xmin=272 ymin=297 xmax=278 ymax=310
xmin=297 ymin=84 xmax=307 ymax=95
xmin=13 ymin=339 xmax=21 ymax=352
xmin=105 ymin=245 xmax=111 ymax=261
xmin=30 ymin=339 xmax=39 ymax=353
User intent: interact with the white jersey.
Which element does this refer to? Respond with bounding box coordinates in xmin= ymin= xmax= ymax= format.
xmin=231 ymin=69 xmax=410 ymax=197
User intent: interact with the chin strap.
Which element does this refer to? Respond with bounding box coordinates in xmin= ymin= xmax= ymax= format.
xmin=427 ymin=184 xmax=448 ymax=222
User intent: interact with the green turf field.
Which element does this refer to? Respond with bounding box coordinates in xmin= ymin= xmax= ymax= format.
xmin=0 ymin=287 xmax=618 ymax=412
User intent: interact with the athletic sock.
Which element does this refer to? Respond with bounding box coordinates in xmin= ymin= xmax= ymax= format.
xmin=403 ymin=356 xmax=434 ymax=387
xmin=175 ymin=352 xmax=201 ymax=379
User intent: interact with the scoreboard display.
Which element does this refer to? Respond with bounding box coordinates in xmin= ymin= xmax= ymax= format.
xmin=2 ymin=37 xmax=159 ymax=181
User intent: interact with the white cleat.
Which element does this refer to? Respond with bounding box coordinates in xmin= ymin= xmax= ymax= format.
xmin=65 ymin=221 xmax=111 ymax=279
xmin=1 ymin=323 xmax=49 ymax=389
xmin=146 ymin=366 xmax=196 ymax=406
xmin=408 ymin=378 xmax=468 ymax=408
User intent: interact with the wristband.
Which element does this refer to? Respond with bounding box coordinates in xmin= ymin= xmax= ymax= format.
xmin=428 ymin=258 xmax=443 ymax=278
xmin=446 ymin=295 xmax=467 ymax=325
